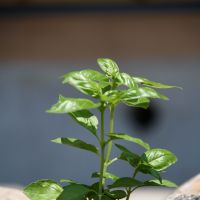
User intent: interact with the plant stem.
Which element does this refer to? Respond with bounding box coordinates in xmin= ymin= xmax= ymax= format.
xmin=98 ymin=105 xmax=105 ymax=200
xmin=105 ymin=104 xmax=115 ymax=171
xmin=126 ymin=168 xmax=138 ymax=200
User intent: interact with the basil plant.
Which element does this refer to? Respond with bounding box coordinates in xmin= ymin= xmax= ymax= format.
xmin=24 ymin=58 xmax=180 ymax=200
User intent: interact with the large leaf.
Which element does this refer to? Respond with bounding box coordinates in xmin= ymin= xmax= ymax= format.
xmin=110 ymin=133 xmax=150 ymax=150
xmin=138 ymin=87 xmax=168 ymax=100
xmin=62 ymin=69 xmax=109 ymax=97
xmin=57 ymin=184 xmax=91 ymax=200
xmin=143 ymin=179 xmax=177 ymax=188
xmin=24 ymin=179 xmax=63 ymax=200
xmin=69 ymin=110 xmax=98 ymax=136
xmin=121 ymin=87 xmax=168 ymax=102
xmin=91 ymin=171 xmax=119 ymax=181
xmin=120 ymin=89 xmax=150 ymax=109
xmin=108 ymin=177 xmax=142 ymax=189
xmin=132 ymin=76 xmax=180 ymax=89
xmin=47 ymin=95 xmax=100 ymax=113
xmin=141 ymin=148 xmax=177 ymax=171
xmin=115 ymin=144 xmax=140 ymax=167
xmin=97 ymin=58 xmax=119 ymax=78
xmin=52 ymin=137 xmax=98 ymax=155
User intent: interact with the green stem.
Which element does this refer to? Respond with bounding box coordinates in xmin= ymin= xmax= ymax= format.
xmin=105 ymin=104 xmax=115 ymax=170
xmin=126 ymin=168 xmax=138 ymax=200
xmin=98 ymin=105 xmax=105 ymax=200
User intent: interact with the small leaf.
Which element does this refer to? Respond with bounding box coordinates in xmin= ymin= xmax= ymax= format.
xmin=110 ymin=133 xmax=150 ymax=150
xmin=105 ymin=190 xmax=127 ymax=199
xmin=142 ymin=148 xmax=177 ymax=171
xmin=52 ymin=137 xmax=98 ymax=155
xmin=137 ymin=163 xmax=162 ymax=183
xmin=57 ymin=184 xmax=91 ymax=200
xmin=101 ymin=90 xmax=123 ymax=104
xmin=60 ymin=179 xmax=79 ymax=184
xmin=115 ymin=144 xmax=140 ymax=167
xmin=91 ymin=172 xmax=119 ymax=181
xmin=97 ymin=58 xmax=119 ymax=78
xmin=62 ymin=69 xmax=109 ymax=97
xmin=144 ymin=179 xmax=177 ymax=188
xmin=69 ymin=110 xmax=98 ymax=136
xmin=116 ymin=72 xmax=136 ymax=88
xmin=108 ymin=177 xmax=142 ymax=189
xmin=24 ymin=179 xmax=63 ymax=200
xmin=47 ymin=96 xmax=100 ymax=113
xmin=132 ymin=76 xmax=181 ymax=89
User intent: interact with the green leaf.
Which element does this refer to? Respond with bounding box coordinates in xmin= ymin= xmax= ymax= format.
xmin=108 ymin=177 xmax=142 ymax=189
xmin=60 ymin=179 xmax=79 ymax=184
xmin=138 ymin=87 xmax=169 ymax=100
xmin=143 ymin=179 xmax=177 ymax=188
xmin=110 ymin=133 xmax=150 ymax=150
xmin=69 ymin=110 xmax=98 ymax=136
xmin=57 ymin=184 xmax=91 ymax=200
xmin=115 ymin=144 xmax=140 ymax=167
xmin=52 ymin=137 xmax=98 ymax=155
xmin=47 ymin=95 xmax=100 ymax=113
xmin=142 ymin=148 xmax=177 ymax=171
xmin=62 ymin=69 xmax=109 ymax=97
xmin=24 ymin=179 xmax=63 ymax=200
xmin=91 ymin=171 xmax=119 ymax=181
xmin=137 ymin=163 xmax=162 ymax=183
xmin=105 ymin=190 xmax=127 ymax=199
xmin=101 ymin=90 xmax=123 ymax=104
xmin=132 ymin=76 xmax=181 ymax=89
xmin=121 ymin=87 xmax=168 ymax=105
xmin=120 ymin=89 xmax=150 ymax=109
xmin=97 ymin=58 xmax=119 ymax=78
xmin=116 ymin=72 xmax=136 ymax=88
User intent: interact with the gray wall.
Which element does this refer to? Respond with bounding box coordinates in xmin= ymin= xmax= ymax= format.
xmin=0 ymin=59 xmax=199 ymax=186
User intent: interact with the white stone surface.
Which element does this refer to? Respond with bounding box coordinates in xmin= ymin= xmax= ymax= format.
xmin=0 ymin=186 xmax=28 ymax=200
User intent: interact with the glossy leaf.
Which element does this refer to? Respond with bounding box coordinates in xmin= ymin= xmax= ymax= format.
xmin=91 ymin=171 xmax=119 ymax=181
xmin=120 ymin=89 xmax=150 ymax=109
xmin=97 ymin=58 xmax=119 ymax=78
xmin=132 ymin=76 xmax=180 ymax=89
xmin=108 ymin=177 xmax=142 ymax=189
xmin=115 ymin=144 xmax=140 ymax=167
xmin=138 ymin=87 xmax=169 ymax=100
xmin=142 ymin=148 xmax=177 ymax=171
xmin=52 ymin=137 xmax=98 ymax=155
xmin=101 ymin=90 xmax=123 ymax=104
xmin=116 ymin=72 xmax=136 ymax=88
xmin=47 ymin=95 xmax=100 ymax=113
xmin=121 ymin=87 xmax=168 ymax=101
xmin=143 ymin=179 xmax=177 ymax=188
xmin=109 ymin=133 xmax=150 ymax=150
xmin=62 ymin=69 xmax=109 ymax=97
xmin=69 ymin=110 xmax=98 ymax=136
xmin=24 ymin=179 xmax=63 ymax=200
xmin=57 ymin=184 xmax=91 ymax=200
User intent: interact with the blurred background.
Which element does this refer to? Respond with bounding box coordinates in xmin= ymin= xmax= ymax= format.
xmin=0 ymin=0 xmax=200 ymax=188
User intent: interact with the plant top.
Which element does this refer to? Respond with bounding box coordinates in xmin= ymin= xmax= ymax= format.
xmin=24 ymin=58 xmax=180 ymax=200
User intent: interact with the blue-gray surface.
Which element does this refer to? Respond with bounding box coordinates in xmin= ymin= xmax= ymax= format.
xmin=0 ymin=60 xmax=199 ymax=186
